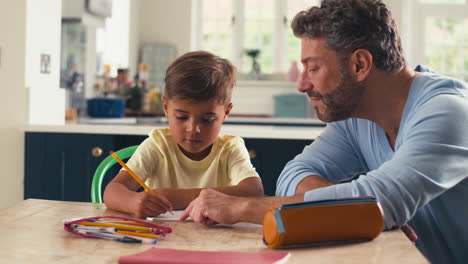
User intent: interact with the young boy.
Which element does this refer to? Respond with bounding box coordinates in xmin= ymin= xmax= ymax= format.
xmin=104 ymin=51 xmax=264 ymax=218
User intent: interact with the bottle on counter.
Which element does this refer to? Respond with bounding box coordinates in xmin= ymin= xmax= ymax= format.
xmin=287 ymin=61 xmax=300 ymax=82
xmin=127 ymin=74 xmax=143 ymax=111
xmin=139 ymin=63 xmax=149 ymax=93
xmin=147 ymin=83 xmax=163 ymax=115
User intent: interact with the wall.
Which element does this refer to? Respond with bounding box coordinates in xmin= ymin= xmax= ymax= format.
xmin=0 ymin=0 xmax=63 ymax=208
xmin=128 ymin=0 xmax=140 ymax=79
xmin=26 ymin=0 xmax=64 ymax=124
xmin=136 ymin=0 xmax=192 ymax=60
xmin=384 ymin=0 xmax=415 ymax=68
xmin=0 ymin=0 xmax=27 ymax=208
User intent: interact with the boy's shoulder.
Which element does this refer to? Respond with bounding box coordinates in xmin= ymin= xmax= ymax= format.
xmin=216 ymin=134 xmax=245 ymax=148
xmin=148 ymin=127 xmax=170 ymax=139
xmin=147 ymin=128 xmax=172 ymax=149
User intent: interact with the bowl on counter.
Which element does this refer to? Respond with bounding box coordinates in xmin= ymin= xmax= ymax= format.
xmin=87 ymin=97 xmax=125 ymax=118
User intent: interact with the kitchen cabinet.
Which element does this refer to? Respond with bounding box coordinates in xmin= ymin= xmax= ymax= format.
xmin=244 ymin=138 xmax=312 ymax=196
xmin=25 ymin=133 xmax=115 ymax=202
xmin=24 ymin=132 xmax=312 ymax=201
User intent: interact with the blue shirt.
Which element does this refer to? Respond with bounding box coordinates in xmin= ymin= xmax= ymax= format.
xmin=276 ymin=65 xmax=468 ymax=263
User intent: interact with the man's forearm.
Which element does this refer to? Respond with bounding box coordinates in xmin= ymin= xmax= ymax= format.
xmin=295 ymin=175 xmax=334 ymax=194
xmin=239 ymin=194 xmax=304 ymax=224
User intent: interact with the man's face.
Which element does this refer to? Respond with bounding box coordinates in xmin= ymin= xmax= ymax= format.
xmin=298 ymin=37 xmax=365 ymax=122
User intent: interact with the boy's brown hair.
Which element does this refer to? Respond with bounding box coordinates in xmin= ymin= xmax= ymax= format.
xmin=164 ymin=51 xmax=236 ymax=106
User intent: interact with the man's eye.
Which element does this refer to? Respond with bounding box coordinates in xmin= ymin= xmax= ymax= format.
xmin=176 ymin=116 xmax=188 ymax=120
xmin=308 ymin=67 xmax=318 ymax=72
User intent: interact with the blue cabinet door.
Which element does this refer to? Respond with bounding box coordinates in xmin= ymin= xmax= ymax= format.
xmin=25 ymin=132 xmax=115 ymax=202
xmin=244 ymin=138 xmax=312 ymax=196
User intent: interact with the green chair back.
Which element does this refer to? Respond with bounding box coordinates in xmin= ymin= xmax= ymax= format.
xmin=91 ymin=145 xmax=138 ymax=203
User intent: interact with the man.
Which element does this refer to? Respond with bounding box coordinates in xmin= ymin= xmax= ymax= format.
xmin=180 ymin=0 xmax=468 ymax=263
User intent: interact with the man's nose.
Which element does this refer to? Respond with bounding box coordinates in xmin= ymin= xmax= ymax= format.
xmin=297 ymin=70 xmax=312 ymax=93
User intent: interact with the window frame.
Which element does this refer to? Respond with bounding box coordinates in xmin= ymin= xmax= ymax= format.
xmin=407 ymin=0 xmax=468 ymax=78
xmin=191 ymin=0 xmax=292 ymax=75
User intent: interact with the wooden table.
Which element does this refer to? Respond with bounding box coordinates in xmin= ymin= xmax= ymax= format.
xmin=0 ymin=199 xmax=427 ymax=263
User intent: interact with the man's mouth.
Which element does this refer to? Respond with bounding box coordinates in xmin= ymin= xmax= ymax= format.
xmin=306 ymin=90 xmax=322 ymax=100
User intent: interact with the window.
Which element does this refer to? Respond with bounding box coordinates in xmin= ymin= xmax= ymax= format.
xmin=425 ymin=17 xmax=468 ymax=80
xmin=409 ymin=0 xmax=468 ymax=81
xmin=192 ymin=0 xmax=318 ymax=78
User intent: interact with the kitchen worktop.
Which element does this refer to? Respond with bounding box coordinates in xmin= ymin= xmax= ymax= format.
xmin=24 ymin=117 xmax=326 ymax=140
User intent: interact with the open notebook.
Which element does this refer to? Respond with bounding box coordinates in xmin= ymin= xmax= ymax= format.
xmin=119 ymin=247 xmax=290 ymax=264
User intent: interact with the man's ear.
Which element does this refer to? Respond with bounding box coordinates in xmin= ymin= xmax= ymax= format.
xmin=162 ymin=96 xmax=169 ymax=117
xmin=224 ymin=103 xmax=233 ymax=120
xmin=350 ymin=49 xmax=372 ymax=82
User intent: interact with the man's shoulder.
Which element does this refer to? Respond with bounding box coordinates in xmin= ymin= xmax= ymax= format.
xmin=413 ymin=67 xmax=468 ymax=96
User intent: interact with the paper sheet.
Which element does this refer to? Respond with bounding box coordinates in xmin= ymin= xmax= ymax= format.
xmin=146 ymin=210 xmax=188 ymax=222
xmin=146 ymin=210 xmax=262 ymax=230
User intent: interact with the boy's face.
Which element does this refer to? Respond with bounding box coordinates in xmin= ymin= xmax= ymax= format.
xmin=162 ymin=97 xmax=233 ymax=161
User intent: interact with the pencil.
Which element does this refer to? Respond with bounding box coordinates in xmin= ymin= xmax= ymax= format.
xmin=108 ymin=221 xmax=148 ymax=227
xmin=109 ymin=151 xmax=174 ymax=215
xmin=79 ymin=221 xmax=155 ymax=232
xmin=116 ymin=230 xmax=158 ymax=239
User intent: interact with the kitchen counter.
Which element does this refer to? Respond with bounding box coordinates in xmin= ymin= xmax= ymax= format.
xmin=24 ymin=117 xmax=326 ymax=140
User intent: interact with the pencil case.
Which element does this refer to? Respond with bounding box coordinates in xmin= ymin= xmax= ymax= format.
xmin=262 ymin=197 xmax=384 ymax=249
xmin=63 ymin=215 xmax=172 ymax=239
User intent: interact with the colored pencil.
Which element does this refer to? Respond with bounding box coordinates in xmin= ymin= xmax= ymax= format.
xmin=116 ymin=230 xmax=158 ymax=239
xmin=79 ymin=221 xmax=155 ymax=232
xmin=110 ymin=151 xmax=151 ymax=192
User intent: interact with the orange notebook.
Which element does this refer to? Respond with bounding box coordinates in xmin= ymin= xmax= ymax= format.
xmin=118 ymin=247 xmax=290 ymax=264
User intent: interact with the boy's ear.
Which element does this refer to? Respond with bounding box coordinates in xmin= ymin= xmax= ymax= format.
xmin=162 ymin=96 xmax=169 ymax=116
xmin=224 ymin=103 xmax=233 ymax=120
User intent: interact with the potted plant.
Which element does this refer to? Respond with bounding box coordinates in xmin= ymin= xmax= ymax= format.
xmin=245 ymin=49 xmax=261 ymax=80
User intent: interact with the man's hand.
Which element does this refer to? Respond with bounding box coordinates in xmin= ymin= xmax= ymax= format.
xmin=401 ymin=224 xmax=418 ymax=242
xmin=179 ymin=189 xmax=244 ymax=225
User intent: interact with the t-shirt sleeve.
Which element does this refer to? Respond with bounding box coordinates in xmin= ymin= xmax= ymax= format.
xmin=123 ymin=137 xmax=160 ymax=183
xmin=276 ymin=121 xmax=368 ymax=196
xmin=225 ymin=137 xmax=260 ymax=185
xmin=303 ymin=94 xmax=468 ymax=229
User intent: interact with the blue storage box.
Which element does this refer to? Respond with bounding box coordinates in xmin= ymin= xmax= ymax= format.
xmin=87 ymin=98 xmax=126 ymax=118
xmin=274 ymin=93 xmax=308 ymax=118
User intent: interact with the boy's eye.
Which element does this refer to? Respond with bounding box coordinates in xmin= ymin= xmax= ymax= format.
xmin=202 ymin=117 xmax=216 ymax=124
xmin=175 ymin=116 xmax=188 ymax=120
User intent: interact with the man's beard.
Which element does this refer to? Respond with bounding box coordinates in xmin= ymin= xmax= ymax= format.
xmin=307 ymin=69 xmax=365 ymax=123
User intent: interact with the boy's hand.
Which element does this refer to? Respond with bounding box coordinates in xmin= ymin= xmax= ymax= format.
xmin=128 ymin=191 xmax=173 ymax=219
xmin=152 ymin=188 xmax=200 ymax=210
xmin=152 ymin=188 xmax=174 ymax=202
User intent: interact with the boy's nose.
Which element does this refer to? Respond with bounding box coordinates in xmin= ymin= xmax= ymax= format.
xmin=186 ymin=120 xmax=200 ymax=133
xmin=297 ymin=70 xmax=313 ymax=93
